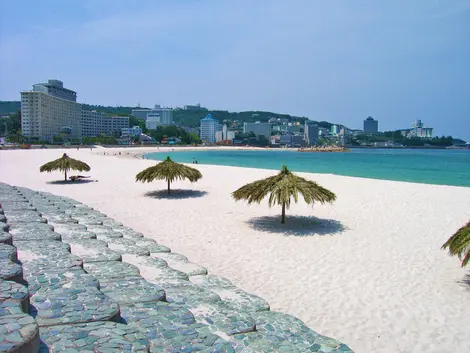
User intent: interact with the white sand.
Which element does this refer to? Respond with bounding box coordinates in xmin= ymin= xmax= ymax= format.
xmin=1 ymin=147 xmax=469 ymax=352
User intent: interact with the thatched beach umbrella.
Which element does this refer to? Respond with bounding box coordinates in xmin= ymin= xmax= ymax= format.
xmin=232 ymin=165 xmax=336 ymax=224
xmin=39 ymin=153 xmax=90 ymax=181
xmin=136 ymin=156 xmax=202 ymax=194
xmin=442 ymin=221 xmax=470 ymax=267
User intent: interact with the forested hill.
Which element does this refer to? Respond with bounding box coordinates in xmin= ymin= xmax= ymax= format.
xmin=0 ymin=100 xmax=322 ymax=129
xmin=172 ymin=109 xmax=312 ymax=128
xmin=0 ymin=101 xmax=142 ymax=117
xmin=0 ymin=101 xmax=20 ymax=114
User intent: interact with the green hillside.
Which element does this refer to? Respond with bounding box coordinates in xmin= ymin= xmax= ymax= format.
xmin=0 ymin=100 xmax=325 ymax=129
xmin=0 ymin=101 xmax=21 ymax=114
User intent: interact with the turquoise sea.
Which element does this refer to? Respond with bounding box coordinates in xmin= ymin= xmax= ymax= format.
xmin=145 ymin=149 xmax=470 ymax=187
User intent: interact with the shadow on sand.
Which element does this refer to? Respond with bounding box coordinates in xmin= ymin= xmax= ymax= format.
xmin=47 ymin=180 xmax=97 ymax=185
xmin=458 ymin=273 xmax=470 ymax=290
xmin=247 ymin=215 xmax=346 ymax=236
xmin=144 ymin=189 xmax=208 ymax=200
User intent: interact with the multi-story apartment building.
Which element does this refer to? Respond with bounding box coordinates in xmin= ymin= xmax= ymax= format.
xmin=132 ymin=105 xmax=174 ymax=127
xmin=121 ymin=126 xmax=142 ymax=138
xmin=304 ymin=121 xmax=319 ymax=146
xmin=154 ymin=106 xmax=173 ymax=125
xmin=102 ymin=116 xmax=130 ymax=136
xmin=131 ymin=108 xmax=152 ymax=120
xmin=243 ymin=122 xmax=272 ymax=137
xmin=81 ymin=110 xmax=129 ymax=137
xmin=81 ymin=110 xmax=105 ymax=137
xmin=200 ymin=114 xmax=220 ymax=144
xmin=400 ymin=120 xmax=433 ymax=139
xmin=21 ymin=80 xmax=81 ymax=141
xmin=145 ymin=113 xmax=161 ymax=130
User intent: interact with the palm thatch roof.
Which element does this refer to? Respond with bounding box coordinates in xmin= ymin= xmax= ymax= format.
xmin=442 ymin=221 xmax=470 ymax=267
xmin=233 ymin=165 xmax=336 ymax=223
xmin=136 ymin=156 xmax=202 ymax=193
xmin=39 ymin=153 xmax=90 ymax=181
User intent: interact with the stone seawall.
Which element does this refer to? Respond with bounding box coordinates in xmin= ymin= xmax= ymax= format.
xmin=0 ymin=182 xmax=353 ymax=352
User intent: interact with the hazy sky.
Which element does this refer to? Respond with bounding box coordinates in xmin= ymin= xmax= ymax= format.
xmin=1 ymin=1 xmax=469 ymax=140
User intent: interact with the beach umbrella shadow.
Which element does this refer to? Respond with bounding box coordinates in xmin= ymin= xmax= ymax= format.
xmin=246 ymin=215 xmax=346 ymax=236
xmin=47 ymin=180 xmax=96 ymax=185
xmin=144 ymin=189 xmax=208 ymax=200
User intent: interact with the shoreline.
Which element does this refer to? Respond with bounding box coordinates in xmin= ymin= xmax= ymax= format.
xmin=1 ymin=147 xmax=470 ymax=353
xmin=122 ymin=147 xmax=470 ymax=189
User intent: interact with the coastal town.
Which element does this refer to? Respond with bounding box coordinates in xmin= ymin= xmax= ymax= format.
xmin=1 ymin=1 xmax=470 ymax=352
xmin=0 ymin=79 xmax=468 ymax=150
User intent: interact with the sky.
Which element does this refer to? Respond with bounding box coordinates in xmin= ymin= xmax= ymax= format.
xmin=0 ymin=0 xmax=469 ymax=140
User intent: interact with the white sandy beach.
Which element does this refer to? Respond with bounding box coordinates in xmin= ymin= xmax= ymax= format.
xmin=1 ymin=147 xmax=469 ymax=353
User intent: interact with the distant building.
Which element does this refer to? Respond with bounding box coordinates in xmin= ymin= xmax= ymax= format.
xmin=350 ymin=129 xmax=364 ymax=136
xmin=200 ymin=114 xmax=220 ymax=144
xmin=131 ymin=108 xmax=152 ymax=120
xmin=32 ymin=79 xmax=77 ymax=102
xmin=81 ymin=111 xmax=129 ymax=137
xmin=287 ymin=125 xmax=301 ymax=134
xmin=226 ymin=131 xmax=235 ymax=141
xmin=291 ymin=135 xmax=305 ymax=146
xmin=400 ymin=120 xmax=433 ymax=139
xmin=121 ymin=126 xmax=142 ymax=139
xmin=243 ymin=122 xmax=272 ymax=137
xmin=183 ymin=103 xmax=207 ymax=111
xmin=21 ymin=80 xmax=81 ymax=141
xmin=132 ymin=105 xmax=174 ymax=126
xmin=304 ymin=121 xmax=319 ymax=146
xmin=81 ymin=110 xmax=104 ymax=137
xmin=273 ymin=125 xmax=286 ymax=133
xmin=363 ymin=117 xmax=379 ymax=133
xmin=145 ymin=113 xmax=160 ymax=130
xmin=102 ymin=116 xmax=130 ymax=137
xmin=268 ymin=117 xmax=289 ymax=124
xmin=279 ymin=135 xmax=292 ymax=144
xmin=154 ymin=105 xmax=173 ymax=125
xmin=330 ymin=125 xmax=340 ymax=136
xmin=215 ymin=131 xmax=223 ymax=143
xmin=222 ymin=124 xmax=228 ymax=140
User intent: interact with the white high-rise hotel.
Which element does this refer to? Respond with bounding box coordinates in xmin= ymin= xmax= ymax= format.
xmin=21 ymin=80 xmax=81 ymax=141
xmin=200 ymin=114 xmax=220 ymax=144
xmin=21 ymin=79 xmax=131 ymax=140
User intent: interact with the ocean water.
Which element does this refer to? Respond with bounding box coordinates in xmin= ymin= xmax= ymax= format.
xmin=145 ymin=149 xmax=470 ymax=187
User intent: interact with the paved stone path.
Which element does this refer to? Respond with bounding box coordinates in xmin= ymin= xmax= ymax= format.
xmin=0 ymin=182 xmax=353 ymax=352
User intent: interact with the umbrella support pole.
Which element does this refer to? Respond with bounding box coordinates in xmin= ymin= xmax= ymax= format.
xmin=281 ymin=202 xmax=286 ymax=224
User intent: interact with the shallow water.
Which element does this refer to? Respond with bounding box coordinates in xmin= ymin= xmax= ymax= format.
xmin=145 ymin=148 xmax=470 ymax=187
